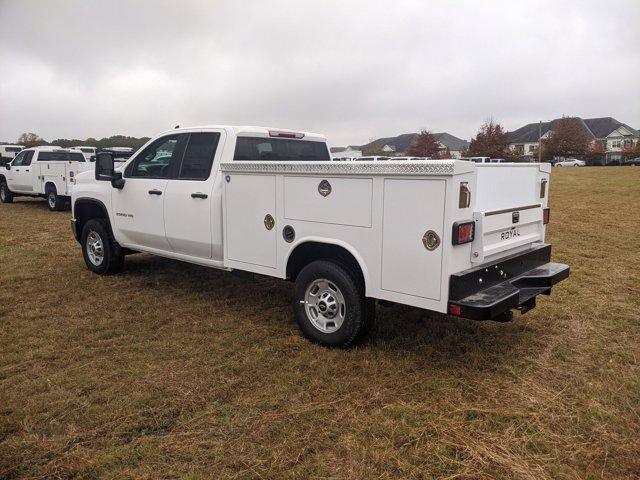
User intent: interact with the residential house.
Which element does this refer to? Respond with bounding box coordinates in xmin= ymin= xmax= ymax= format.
xmin=508 ymin=117 xmax=639 ymax=163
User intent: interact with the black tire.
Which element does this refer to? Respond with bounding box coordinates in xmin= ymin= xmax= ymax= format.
xmin=0 ymin=182 xmax=14 ymax=203
xmin=81 ymin=218 xmax=124 ymax=275
xmin=293 ymin=260 xmax=375 ymax=347
xmin=46 ymin=185 xmax=66 ymax=211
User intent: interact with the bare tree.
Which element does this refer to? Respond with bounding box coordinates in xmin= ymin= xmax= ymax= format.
xmin=17 ymin=132 xmax=46 ymax=148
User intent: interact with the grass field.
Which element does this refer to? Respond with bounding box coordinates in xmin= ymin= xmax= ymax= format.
xmin=1 ymin=167 xmax=639 ymax=479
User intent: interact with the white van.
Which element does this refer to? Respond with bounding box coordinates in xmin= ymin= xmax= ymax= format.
xmin=0 ymin=145 xmax=25 ymax=166
xmin=0 ymin=147 xmax=93 ymax=210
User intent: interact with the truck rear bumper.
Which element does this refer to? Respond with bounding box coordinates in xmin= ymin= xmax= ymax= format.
xmin=448 ymin=244 xmax=569 ymax=321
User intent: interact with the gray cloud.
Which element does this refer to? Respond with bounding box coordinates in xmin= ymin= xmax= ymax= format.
xmin=1 ymin=0 xmax=638 ymax=147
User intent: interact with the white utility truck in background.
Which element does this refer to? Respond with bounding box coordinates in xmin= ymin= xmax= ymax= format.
xmin=73 ymin=146 xmax=97 ymax=162
xmin=70 ymin=126 xmax=569 ymax=347
xmin=0 ymin=147 xmax=92 ymax=210
xmin=0 ymin=145 xmax=25 ymax=166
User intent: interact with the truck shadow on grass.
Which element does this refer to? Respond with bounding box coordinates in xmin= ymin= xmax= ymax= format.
xmin=119 ymin=253 xmax=537 ymax=368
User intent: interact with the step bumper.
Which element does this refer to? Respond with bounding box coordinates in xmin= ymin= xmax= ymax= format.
xmin=448 ymin=244 xmax=570 ymax=320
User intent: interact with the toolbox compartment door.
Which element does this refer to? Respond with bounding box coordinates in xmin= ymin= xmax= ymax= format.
xmin=381 ymin=178 xmax=446 ymax=300
xmin=224 ymin=174 xmax=277 ymax=269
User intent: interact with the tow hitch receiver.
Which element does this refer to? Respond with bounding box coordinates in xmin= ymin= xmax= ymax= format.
xmin=448 ymin=244 xmax=569 ymax=321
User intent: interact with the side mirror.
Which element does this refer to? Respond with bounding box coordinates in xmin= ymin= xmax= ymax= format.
xmin=5 ymin=163 xmax=10 ymax=170
xmin=95 ymin=152 xmax=125 ymax=189
xmin=95 ymin=152 xmax=115 ymax=180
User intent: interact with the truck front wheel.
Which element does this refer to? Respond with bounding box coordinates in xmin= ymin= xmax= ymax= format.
xmin=46 ymin=185 xmax=66 ymax=211
xmin=0 ymin=182 xmax=13 ymax=203
xmin=293 ymin=260 xmax=375 ymax=347
xmin=81 ymin=219 xmax=124 ymax=274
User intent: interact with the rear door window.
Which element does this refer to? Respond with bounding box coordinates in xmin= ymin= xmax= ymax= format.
xmin=23 ymin=151 xmax=34 ymax=165
xmin=234 ymin=137 xmax=330 ymax=161
xmin=177 ymin=132 xmax=220 ymax=180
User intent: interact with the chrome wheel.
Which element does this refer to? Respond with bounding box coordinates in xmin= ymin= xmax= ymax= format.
xmin=48 ymin=191 xmax=56 ymax=208
xmin=86 ymin=231 xmax=104 ymax=266
xmin=0 ymin=186 xmax=5 ymax=201
xmin=304 ymin=278 xmax=346 ymax=333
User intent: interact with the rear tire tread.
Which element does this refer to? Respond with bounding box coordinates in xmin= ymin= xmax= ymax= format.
xmin=293 ymin=259 xmax=375 ymax=347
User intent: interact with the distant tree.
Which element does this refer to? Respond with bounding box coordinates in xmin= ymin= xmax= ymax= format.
xmin=406 ymin=129 xmax=443 ymax=158
xmin=621 ymin=140 xmax=640 ymax=161
xmin=17 ymin=132 xmax=46 ymax=147
xmin=542 ymin=117 xmax=590 ymax=159
xmin=467 ymin=119 xmax=510 ymax=159
xmin=584 ymin=140 xmax=606 ymax=165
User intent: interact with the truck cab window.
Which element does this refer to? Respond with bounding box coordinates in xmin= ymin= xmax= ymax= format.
xmin=12 ymin=151 xmax=27 ymax=166
xmin=178 ymin=133 xmax=220 ymax=180
xmin=127 ymin=135 xmax=186 ymax=178
xmin=23 ymin=151 xmax=34 ymax=165
xmin=234 ymin=137 xmax=330 ymax=161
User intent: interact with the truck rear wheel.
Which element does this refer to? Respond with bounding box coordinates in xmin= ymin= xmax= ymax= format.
xmin=81 ymin=219 xmax=124 ymax=274
xmin=46 ymin=185 xmax=66 ymax=211
xmin=293 ymin=260 xmax=375 ymax=347
xmin=0 ymin=182 xmax=13 ymax=203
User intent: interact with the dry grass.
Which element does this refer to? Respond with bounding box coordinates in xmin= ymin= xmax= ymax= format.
xmin=1 ymin=167 xmax=639 ymax=479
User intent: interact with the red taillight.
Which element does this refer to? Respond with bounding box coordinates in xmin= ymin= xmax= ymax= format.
xmin=449 ymin=304 xmax=462 ymax=316
xmin=268 ymin=130 xmax=305 ymax=139
xmin=452 ymin=220 xmax=475 ymax=245
xmin=543 ymin=208 xmax=550 ymax=225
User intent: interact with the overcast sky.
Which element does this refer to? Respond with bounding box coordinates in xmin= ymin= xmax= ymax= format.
xmin=1 ymin=0 xmax=638 ymax=147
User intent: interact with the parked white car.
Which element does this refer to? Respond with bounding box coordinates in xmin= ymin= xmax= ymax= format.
xmin=70 ymin=125 xmax=569 ymax=347
xmin=0 ymin=147 xmax=92 ymax=210
xmin=554 ymin=158 xmax=585 ymax=167
xmin=0 ymin=145 xmax=25 ymax=166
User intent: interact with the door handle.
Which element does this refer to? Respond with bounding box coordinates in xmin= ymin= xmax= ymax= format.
xmin=191 ymin=192 xmax=208 ymax=199
xmin=148 ymin=189 xmax=163 ymax=195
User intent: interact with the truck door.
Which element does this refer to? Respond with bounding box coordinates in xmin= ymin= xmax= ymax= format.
xmin=7 ymin=151 xmax=34 ymax=193
xmin=112 ymin=134 xmax=188 ymax=251
xmin=163 ymin=131 xmax=224 ymax=259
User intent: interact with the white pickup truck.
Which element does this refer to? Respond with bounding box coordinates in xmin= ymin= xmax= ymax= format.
xmin=0 ymin=145 xmax=25 ymax=166
xmin=0 ymin=147 xmax=92 ymax=210
xmin=70 ymin=126 xmax=569 ymax=347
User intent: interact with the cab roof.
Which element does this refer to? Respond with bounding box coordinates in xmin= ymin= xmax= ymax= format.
xmin=25 ymin=146 xmax=83 ymax=152
xmin=158 ymin=125 xmax=327 ymax=142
